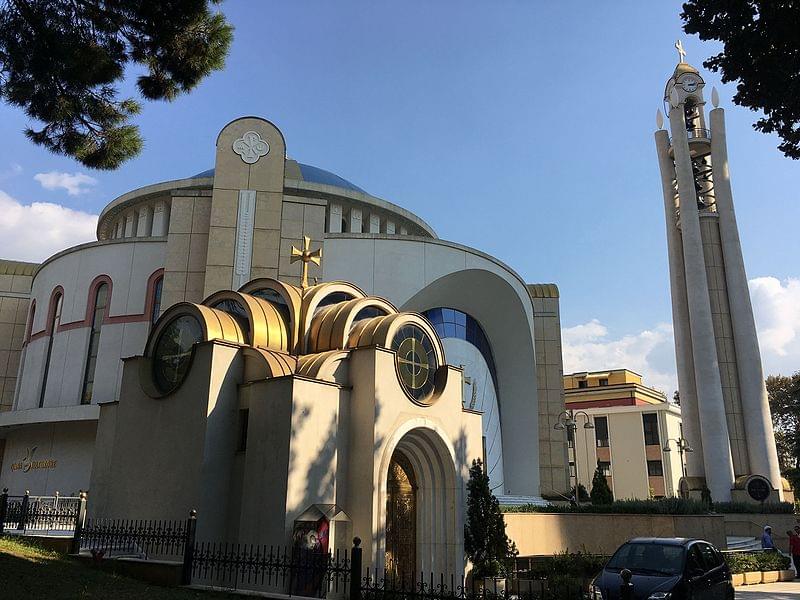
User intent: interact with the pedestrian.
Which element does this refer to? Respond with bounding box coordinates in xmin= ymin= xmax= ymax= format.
xmin=762 ymin=525 xmax=775 ymax=550
xmin=788 ymin=530 xmax=800 ymax=579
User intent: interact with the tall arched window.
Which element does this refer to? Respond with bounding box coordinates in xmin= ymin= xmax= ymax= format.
xmin=81 ymin=283 xmax=109 ymax=404
xmin=25 ymin=300 xmax=36 ymax=342
xmin=150 ymin=276 xmax=163 ymax=327
xmin=39 ymin=291 xmax=63 ymax=408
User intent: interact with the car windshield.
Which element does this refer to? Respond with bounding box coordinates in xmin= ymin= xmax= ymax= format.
xmin=606 ymin=543 xmax=685 ymax=576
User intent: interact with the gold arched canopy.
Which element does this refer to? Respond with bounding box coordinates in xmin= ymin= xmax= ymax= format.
xmin=146 ymin=302 xmax=246 ymax=358
xmin=141 ymin=277 xmax=450 ymax=400
xmin=348 ymin=312 xmax=445 ymax=366
xmin=297 ymin=350 xmax=350 ymax=383
xmin=141 ymin=302 xmax=246 ymax=398
xmin=308 ymin=297 xmax=398 ymax=354
xmin=242 ymin=347 xmax=297 ymax=383
xmin=299 ymin=281 xmax=368 ymax=353
xmin=239 ymin=278 xmax=303 ymax=353
xmin=204 ymin=290 xmax=290 ymax=353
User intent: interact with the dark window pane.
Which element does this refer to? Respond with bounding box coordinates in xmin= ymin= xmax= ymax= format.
xmin=643 ymin=413 xmax=660 ymax=446
xmin=647 ymin=460 xmax=664 ymax=476
xmin=594 ymin=416 xmax=609 ymax=447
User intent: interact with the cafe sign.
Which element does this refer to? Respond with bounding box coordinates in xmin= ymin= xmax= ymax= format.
xmin=10 ymin=447 xmax=57 ymax=473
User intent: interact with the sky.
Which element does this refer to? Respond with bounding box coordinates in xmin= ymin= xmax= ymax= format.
xmin=1 ymin=1 xmax=799 ymax=394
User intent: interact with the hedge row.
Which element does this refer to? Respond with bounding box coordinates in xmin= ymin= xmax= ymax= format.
xmin=724 ymin=551 xmax=791 ymax=574
xmin=502 ymin=498 xmax=795 ymax=515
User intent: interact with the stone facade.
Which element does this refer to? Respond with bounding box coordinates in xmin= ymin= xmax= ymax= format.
xmin=528 ymin=284 xmax=569 ymax=498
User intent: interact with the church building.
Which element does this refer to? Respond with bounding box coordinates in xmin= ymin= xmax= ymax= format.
xmin=0 ymin=116 xmax=569 ymax=571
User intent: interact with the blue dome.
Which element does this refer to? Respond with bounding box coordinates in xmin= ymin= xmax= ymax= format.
xmin=191 ymin=163 xmax=365 ymax=194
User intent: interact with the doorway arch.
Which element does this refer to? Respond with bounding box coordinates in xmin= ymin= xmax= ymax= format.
xmin=378 ymin=424 xmax=459 ymax=577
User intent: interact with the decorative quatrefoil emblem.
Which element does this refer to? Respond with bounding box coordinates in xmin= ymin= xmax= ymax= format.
xmin=232 ymin=131 xmax=270 ymax=164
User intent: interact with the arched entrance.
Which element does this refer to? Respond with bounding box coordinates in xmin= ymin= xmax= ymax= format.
xmin=385 ymin=450 xmax=417 ymax=578
xmin=380 ymin=425 xmax=459 ymax=577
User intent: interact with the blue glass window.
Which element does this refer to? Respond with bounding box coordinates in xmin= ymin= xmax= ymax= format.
xmin=422 ymin=307 xmax=498 ymax=394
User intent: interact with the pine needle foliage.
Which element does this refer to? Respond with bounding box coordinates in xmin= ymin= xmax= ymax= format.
xmin=464 ymin=459 xmax=517 ymax=578
xmin=0 ymin=0 xmax=233 ymax=169
xmin=589 ymin=463 xmax=613 ymax=505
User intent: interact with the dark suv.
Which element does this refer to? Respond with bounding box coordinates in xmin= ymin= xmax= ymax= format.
xmin=591 ymin=537 xmax=734 ymax=600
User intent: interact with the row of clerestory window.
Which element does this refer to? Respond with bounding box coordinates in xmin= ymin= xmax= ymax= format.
xmin=33 ymin=273 xmax=163 ymax=408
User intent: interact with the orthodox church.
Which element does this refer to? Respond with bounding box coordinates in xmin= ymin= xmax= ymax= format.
xmin=0 ymin=116 xmax=569 ymax=573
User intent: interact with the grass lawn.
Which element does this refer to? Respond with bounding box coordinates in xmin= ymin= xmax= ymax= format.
xmin=0 ymin=535 xmax=233 ymax=599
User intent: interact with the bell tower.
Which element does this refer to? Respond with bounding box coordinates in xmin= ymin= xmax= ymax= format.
xmin=654 ymin=42 xmax=784 ymax=502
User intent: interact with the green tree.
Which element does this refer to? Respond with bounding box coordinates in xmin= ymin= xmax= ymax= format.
xmin=766 ymin=373 xmax=800 ymax=490
xmin=589 ymin=463 xmax=613 ymax=505
xmin=464 ymin=459 xmax=516 ymax=578
xmin=681 ymin=1 xmax=800 ymax=159
xmin=0 ymin=0 xmax=233 ymax=169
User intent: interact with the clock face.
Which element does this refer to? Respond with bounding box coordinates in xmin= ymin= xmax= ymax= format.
xmin=152 ymin=315 xmax=203 ymax=394
xmin=682 ymin=76 xmax=699 ymax=93
xmin=391 ymin=325 xmax=439 ymax=402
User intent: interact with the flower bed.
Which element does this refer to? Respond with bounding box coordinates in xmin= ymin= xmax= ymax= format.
xmin=724 ymin=550 xmax=793 ymax=586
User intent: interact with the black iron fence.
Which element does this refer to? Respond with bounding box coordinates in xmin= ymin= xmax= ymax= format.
xmin=0 ymin=489 xmax=86 ymax=545
xmin=79 ymin=515 xmax=192 ymax=560
xmin=2 ymin=501 xmax=603 ymax=599
xmin=191 ymin=542 xmax=353 ymax=596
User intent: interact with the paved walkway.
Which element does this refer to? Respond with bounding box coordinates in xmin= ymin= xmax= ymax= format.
xmin=736 ymin=581 xmax=800 ymax=599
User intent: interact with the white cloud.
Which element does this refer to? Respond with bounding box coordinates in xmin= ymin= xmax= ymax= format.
xmin=561 ymin=275 xmax=800 ymax=397
xmin=561 ymin=319 xmax=677 ymax=396
xmin=750 ymin=276 xmax=800 ymax=375
xmin=0 ymin=190 xmax=97 ymax=262
xmin=34 ymin=171 xmax=97 ymax=196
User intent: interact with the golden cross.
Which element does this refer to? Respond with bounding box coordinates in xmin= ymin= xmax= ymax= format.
xmin=675 ymin=39 xmax=686 ymax=63
xmin=290 ymin=236 xmax=322 ymax=289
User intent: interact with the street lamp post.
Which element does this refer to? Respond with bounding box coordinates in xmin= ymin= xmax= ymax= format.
xmin=554 ymin=409 xmax=594 ymax=504
xmin=662 ymin=437 xmax=694 ymax=478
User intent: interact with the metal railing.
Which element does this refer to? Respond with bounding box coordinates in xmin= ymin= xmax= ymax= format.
xmin=192 ymin=542 xmax=353 ymax=596
xmin=79 ymin=515 xmax=191 ymax=560
xmin=0 ymin=489 xmax=85 ymax=536
xmin=687 ymin=128 xmax=711 ymax=140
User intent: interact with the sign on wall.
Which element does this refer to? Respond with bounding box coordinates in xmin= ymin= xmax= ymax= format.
xmin=9 ymin=446 xmax=57 ymax=473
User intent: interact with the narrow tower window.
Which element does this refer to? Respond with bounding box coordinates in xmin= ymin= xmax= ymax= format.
xmin=39 ymin=292 xmax=63 ymax=408
xmin=150 ymin=276 xmax=163 ymax=327
xmin=81 ymin=283 xmax=109 ymax=404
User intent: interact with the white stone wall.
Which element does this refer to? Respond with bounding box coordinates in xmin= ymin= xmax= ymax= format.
xmin=323 ymin=235 xmax=541 ymax=497
xmin=16 ymin=239 xmax=165 ymax=410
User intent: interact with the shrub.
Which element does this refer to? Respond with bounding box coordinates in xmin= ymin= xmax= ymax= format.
xmin=724 ymin=551 xmax=791 ymax=573
xmin=523 ymin=551 xmax=608 ymax=580
xmin=590 ymin=464 xmax=613 ymax=505
xmin=465 ymin=459 xmax=517 ymax=578
xmin=502 ymin=498 xmax=796 ymax=515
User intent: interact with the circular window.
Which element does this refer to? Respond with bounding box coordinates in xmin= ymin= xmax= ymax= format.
xmin=391 ymin=325 xmax=439 ymax=402
xmin=746 ymin=476 xmax=771 ymax=502
xmin=152 ymin=315 xmax=203 ymax=394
